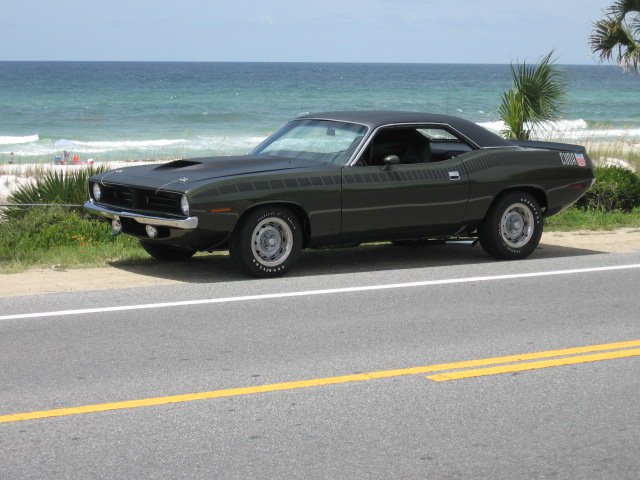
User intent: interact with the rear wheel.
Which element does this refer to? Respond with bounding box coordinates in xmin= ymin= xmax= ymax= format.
xmin=229 ymin=206 xmax=302 ymax=277
xmin=140 ymin=241 xmax=196 ymax=261
xmin=478 ymin=191 xmax=543 ymax=260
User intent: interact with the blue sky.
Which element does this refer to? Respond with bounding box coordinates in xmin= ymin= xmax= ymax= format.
xmin=0 ymin=0 xmax=614 ymax=64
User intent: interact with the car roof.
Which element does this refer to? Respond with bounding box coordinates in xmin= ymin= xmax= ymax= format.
xmin=296 ymin=111 xmax=512 ymax=148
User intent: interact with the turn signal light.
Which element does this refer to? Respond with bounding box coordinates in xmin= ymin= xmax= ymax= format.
xmin=145 ymin=225 xmax=158 ymax=238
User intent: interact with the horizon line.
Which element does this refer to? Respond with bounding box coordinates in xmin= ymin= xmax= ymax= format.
xmin=0 ymin=59 xmax=608 ymax=67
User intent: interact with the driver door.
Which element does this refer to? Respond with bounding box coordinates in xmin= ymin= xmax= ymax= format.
xmin=340 ymin=126 xmax=471 ymax=241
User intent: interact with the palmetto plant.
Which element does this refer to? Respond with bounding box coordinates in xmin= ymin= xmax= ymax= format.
xmin=590 ymin=0 xmax=640 ymax=72
xmin=498 ymin=52 xmax=566 ymax=140
xmin=4 ymin=165 xmax=108 ymax=219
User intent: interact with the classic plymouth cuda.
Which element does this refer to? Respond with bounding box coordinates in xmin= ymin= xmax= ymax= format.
xmin=85 ymin=111 xmax=595 ymax=277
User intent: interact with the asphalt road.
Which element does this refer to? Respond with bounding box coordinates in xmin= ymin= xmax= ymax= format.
xmin=1 ymin=247 xmax=639 ymax=479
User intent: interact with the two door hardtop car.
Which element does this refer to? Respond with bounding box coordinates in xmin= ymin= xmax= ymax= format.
xmin=85 ymin=111 xmax=595 ymax=277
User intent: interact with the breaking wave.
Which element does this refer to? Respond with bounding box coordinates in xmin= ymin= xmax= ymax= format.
xmin=4 ymin=135 xmax=267 ymax=160
xmin=0 ymin=134 xmax=39 ymax=145
xmin=477 ymin=119 xmax=640 ymax=141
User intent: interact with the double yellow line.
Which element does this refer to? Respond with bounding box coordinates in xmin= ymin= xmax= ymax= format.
xmin=2 ymin=339 xmax=639 ymax=424
xmin=426 ymin=339 xmax=640 ymax=381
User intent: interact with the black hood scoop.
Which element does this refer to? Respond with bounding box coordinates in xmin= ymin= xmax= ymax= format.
xmin=154 ymin=159 xmax=203 ymax=169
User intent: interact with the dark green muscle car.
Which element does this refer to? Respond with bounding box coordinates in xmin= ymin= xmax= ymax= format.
xmin=85 ymin=111 xmax=595 ymax=277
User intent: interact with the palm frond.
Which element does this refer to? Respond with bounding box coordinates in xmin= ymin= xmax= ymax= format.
xmin=608 ymin=0 xmax=640 ymax=18
xmin=498 ymin=90 xmax=527 ymax=140
xmin=591 ymin=2 xmax=640 ymax=72
xmin=515 ymin=52 xmax=566 ymax=121
xmin=498 ymin=52 xmax=566 ymax=140
xmin=5 ymin=165 xmax=108 ymax=219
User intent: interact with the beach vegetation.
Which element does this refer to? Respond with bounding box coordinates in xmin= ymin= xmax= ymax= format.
xmin=0 ymin=206 xmax=145 ymax=272
xmin=4 ymin=165 xmax=108 ymax=219
xmin=498 ymin=52 xmax=566 ymax=140
xmin=575 ymin=166 xmax=640 ymax=212
xmin=583 ymin=141 xmax=640 ymax=172
xmin=590 ymin=0 xmax=640 ymax=72
xmin=545 ymin=206 xmax=640 ymax=231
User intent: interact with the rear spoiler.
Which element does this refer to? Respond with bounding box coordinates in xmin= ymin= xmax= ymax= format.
xmin=511 ymin=140 xmax=586 ymax=153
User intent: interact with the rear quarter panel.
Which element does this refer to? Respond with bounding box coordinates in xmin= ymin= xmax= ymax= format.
xmin=462 ymin=148 xmax=595 ymax=222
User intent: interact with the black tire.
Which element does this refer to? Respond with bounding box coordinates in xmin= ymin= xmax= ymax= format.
xmin=478 ymin=191 xmax=543 ymax=260
xmin=140 ymin=241 xmax=196 ymax=261
xmin=229 ymin=206 xmax=302 ymax=277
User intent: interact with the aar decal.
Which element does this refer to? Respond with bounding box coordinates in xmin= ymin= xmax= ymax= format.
xmin=560 ymin=152 xmax=587 ymax=167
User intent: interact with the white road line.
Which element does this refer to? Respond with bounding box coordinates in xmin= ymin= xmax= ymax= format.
xmin=1 ymin=264 xmax=639 ymax=321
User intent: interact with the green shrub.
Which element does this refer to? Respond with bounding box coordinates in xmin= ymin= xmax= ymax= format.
xmin=0 ymin=207 xmax=114 ymax=260
xmin=575 ymin=166 xmax=640 ymax=212
xmin=4 ymin=165 xmax=108 ymax=219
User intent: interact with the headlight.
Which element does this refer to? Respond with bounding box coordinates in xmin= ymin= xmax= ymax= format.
xmin=92 ymin=183 xmax=102 ymax=201
xmin=180 ymin=194 xmax=190 ymax=216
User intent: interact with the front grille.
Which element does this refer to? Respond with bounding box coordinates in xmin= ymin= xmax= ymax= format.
xmin=146 ymin=191 xmax=182 ymax=212
xmin=97 ymin=184 xmax=183 ymax=215
xmin=106 ymin=185 xmax=136 ymax=209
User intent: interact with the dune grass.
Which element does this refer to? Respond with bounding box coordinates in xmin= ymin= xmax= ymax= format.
xmin=587 ymin=145 xmax=640 ymax=171
xmin=0 ymin=207 xmax=146 ymax=273
xmin=545 ymin=207 xmax=640 ymax=231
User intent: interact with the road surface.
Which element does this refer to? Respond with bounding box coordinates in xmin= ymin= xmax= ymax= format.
xmin=1 ymin=247 xmax=639 ymax=479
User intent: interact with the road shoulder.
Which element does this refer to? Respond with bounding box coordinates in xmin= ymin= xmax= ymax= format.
xmin=0 ymin=229 xmax=638 ymax=298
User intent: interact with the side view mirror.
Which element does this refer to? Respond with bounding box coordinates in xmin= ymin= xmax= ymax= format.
xmin=382 ymin=155 xmax=400 ymax=170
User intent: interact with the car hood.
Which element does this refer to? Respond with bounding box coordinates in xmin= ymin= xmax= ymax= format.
xmin=92 ymin=155 xmax=326 ymax=190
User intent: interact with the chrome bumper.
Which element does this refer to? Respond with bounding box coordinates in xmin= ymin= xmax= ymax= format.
xmin=84 ymin=200 xmax=198 ymax=229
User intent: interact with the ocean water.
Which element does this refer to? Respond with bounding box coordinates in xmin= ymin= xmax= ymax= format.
xmin=1 ymin=62 xmax=639 ymax=164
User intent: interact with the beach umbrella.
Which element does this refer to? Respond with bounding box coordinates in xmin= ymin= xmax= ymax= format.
xmin=54 ymin=139 xmax=78 ymax=148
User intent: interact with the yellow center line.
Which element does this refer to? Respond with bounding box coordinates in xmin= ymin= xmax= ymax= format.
xmin=1 ymin=339 xmax=640 ymax=424
xmin=427 ymin=348 xmax=640 ymax=381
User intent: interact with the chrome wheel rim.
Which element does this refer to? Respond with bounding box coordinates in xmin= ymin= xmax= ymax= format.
xmin=500 ymin=203 xmax=534 ymax=248
xmin=251 ymin=217 xmax=293 ymax=267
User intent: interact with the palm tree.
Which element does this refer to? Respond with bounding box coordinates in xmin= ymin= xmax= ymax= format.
xmin=590 ymin=0 xmax=640 ymax=72
xmin=498 ymin=52 xmax=566 ymax=141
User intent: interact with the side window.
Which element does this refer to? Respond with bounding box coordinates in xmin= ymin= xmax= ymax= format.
xmin=416 ymin=127 xmax=473 ymax=162
xmin=357 ymin=128 xmax=430 ymax=166
xmin=355 ymin=126 xmax=474 ymax=166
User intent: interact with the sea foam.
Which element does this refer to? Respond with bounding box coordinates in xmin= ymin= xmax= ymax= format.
xmin=0 ymin=134 xmax=39 ymax=145
xmin=79 ymin=139 xmax=188 ymax=149
xmin=5 ymin=135 xmax=267 ymax=160
xmin=476 ymin=119 xmax=640 ymax=141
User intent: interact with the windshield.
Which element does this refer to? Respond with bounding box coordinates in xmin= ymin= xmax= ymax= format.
xmin=251 ymin=119 xmax=367 ymax=165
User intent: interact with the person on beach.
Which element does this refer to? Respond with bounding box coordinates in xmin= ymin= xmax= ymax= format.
xmin=9 ymin=151 xmax=13 ymax=164
xmin=63 ymin=150 xmax=70 ymax=164
xmin=72 ymin=153 xmax=79 ymax=164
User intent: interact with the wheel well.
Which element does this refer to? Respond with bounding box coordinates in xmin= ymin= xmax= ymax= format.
xmin=494 ymin=187 xmax=548 ymax=212
xmin=236 ymin=202 xmax=311 ymax=246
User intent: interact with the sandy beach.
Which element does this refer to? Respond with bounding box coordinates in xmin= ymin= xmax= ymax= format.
xmin=0 ymin=161 xmax=164 ymax=203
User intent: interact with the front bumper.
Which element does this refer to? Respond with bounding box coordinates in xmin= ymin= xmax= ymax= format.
xmin=84 ymin=200 xmax=199 ymax=229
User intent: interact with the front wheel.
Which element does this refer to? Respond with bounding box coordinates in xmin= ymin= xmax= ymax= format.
xmin=140 ymin=241 xmax=196 ymax=261
xmin=229 ymin=206 xmax=302 ymax=277
xmin=478 ymin=191 xmax=543 ymax=260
